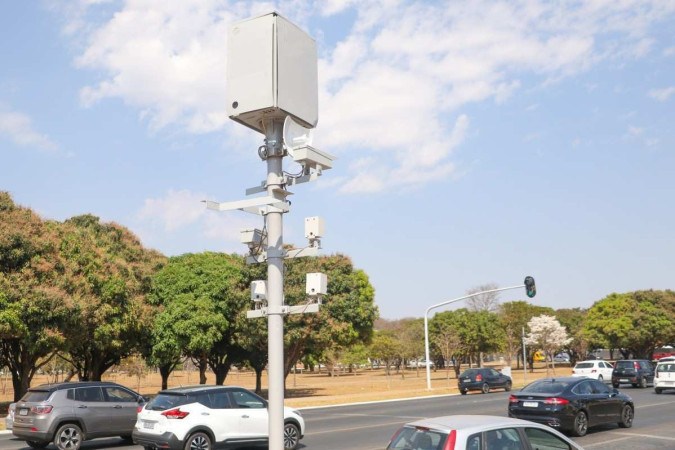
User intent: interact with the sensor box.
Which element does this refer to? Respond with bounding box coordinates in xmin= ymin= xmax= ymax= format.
xmin=306 ymin=272 xmax=327 ymax=296
xmin=226 ymin=12 xmax=318 ymax=133
xmin=304 ymin=216 xmax=324 ymax=239
xmin=251 ymin=280 xmax=267 ymax=301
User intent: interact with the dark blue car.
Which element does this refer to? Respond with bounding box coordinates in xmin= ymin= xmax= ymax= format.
xmin=458 ymin=368 xmax=512 ymax=395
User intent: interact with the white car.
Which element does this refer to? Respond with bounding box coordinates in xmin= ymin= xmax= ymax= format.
xmin=654 ymin=360 xmax=675 ymax=394
xmin=572 ymin=360 xmax=614 ymax=382
xmin=132 ymin=385 xmax=304 ymax=450
xmin=4 ymin=403 xmax=14 ymax=430
xmin=386 ymin=415 xmax=585 ymax=450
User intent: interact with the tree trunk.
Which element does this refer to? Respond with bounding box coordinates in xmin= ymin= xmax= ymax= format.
xmin=254 ymin=367 xmax=263 ymax=394
xmin=159 ymin=365 xmax=172 ymax=390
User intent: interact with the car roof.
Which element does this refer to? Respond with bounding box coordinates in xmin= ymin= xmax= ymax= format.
xmin=404 ymin=415 xmax=551 ymax=433
xmin=29 ymin=381 xmax=124 ymax=392
xmin=575 ymin=360 xmax=608 ymax=364
xmin=157 ymin=385 xmax=247 ymax=395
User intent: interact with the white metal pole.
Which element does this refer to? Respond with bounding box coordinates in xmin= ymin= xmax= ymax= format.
xmin=424 ymin=284 xmax=525 ymax=390
xmin=522 ymin=326 xmax=527 ymax=387
xmin=265 ymin=120 xmax=285 ymax=450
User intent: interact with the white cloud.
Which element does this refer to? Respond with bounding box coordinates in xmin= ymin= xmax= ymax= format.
xmin=648 ymin=86 xmax=675 ymax=102
xmin=0 ymin=106 xmax=59 ymax=152
xmin=61 ymin=0 xmax=675 ymax=193
xmin=135 ymin=188 xmax=258 ymax=249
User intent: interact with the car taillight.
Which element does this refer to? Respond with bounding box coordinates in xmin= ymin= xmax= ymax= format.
xmin=544 ymin=397 xmax=569 ymax=406
xmin=161 ymin=408 xmax=189 ymax=419
xmin=634 ymin=362 xmax=640 ymax=370
xmin=508 ymin=395 xmax=519 ymax=403
xmin=442 ymin=430 xmax=457 ymax=450
xmin=137 ymin=405 xmax=144 ymax=413
xmin=30 ymin=405 xmax=53 ymax=414
xmin=475 ymin=374 xmax=482 ymax=382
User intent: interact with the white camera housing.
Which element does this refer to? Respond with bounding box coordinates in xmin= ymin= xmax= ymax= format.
xmin=306 ymin=273 xmax=327 ymax=296
xmin=304 ymin=216 xmax=324 ymax=239
xmin=241 ymin=228 xmax=265 ymax=248
xmin=251 ymin=280 xmax=267 ymax=302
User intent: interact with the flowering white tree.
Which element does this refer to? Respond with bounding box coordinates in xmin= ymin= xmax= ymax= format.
xmin=524 ymin=315 xmax=572 ymax=376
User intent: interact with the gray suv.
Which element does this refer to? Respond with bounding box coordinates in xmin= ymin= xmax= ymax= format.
xmin=12 ymin=381 xmax=145 ymax=450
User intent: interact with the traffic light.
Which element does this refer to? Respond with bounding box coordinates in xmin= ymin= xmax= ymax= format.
xmin=524 ymin=276 xmax=536 ymax=298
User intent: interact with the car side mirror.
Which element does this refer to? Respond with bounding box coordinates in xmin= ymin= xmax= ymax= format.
xmin=611 ymin=388 xmax=619 ymax=396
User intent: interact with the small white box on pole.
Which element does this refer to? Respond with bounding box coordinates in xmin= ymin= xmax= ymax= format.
xmin=304 ymin=216 xmax=324 ymax=239
xmin=251 ymin=280 xmax=267 ymax=301
xmin=306 ymin=273 xmax=327 ymax=295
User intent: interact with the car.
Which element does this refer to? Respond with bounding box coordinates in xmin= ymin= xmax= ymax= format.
xmin=658 ymin=356 xmax=675 ymax=362
xmin=5 ymin=403 xmax=14 ymax=430
xmin=508 ymin=376 xmax=634 ymax=437
xmin=654 ymin=360 xmax=675 ymax=394
xmin=612 ymin=359 xmax=655 ymax=388
xmin=408 ymin=359 xmax=435 ymax=369
xmin=11 ymin=381 xmax=145 ymax=450
xmin=457 ymin=368 xmax=512 ymax=395
xmin=133 ymin=385 xmax=305 ymax=450
xmin=386 ymin=415 xmax=585 ymax=450
xmin=553 ymin=353 xmax=570 ymax=364
xmin=572 ymin=360 xmax=614 ymax=382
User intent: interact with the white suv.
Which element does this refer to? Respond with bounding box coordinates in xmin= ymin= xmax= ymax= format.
xmin=132 ymin=386 xmax=304 ymax=450
xmin=572 ymin=360 xmax=614 ymax=382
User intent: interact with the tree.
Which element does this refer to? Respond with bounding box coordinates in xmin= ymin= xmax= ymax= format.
xmin=280 ymin=254 xmax=378 ymax=383
xmin=0 ymin=192 xmax=71 ymax=400
xmin=149 ymin=252 xmax=249 ymax=385
xmin=555 ymin=308 xmax=589 ymax=364
xmin=57 ymin=215 xmax=165 ymax=381
xmin=584 ymin=291 xmax=674 ymax=359
xmin=369 ymin=331 xmax=400 ymax=376
xmin=466 ymin=283 xmax=501 ymax=312
xmin=498 ymin=301 xmax=554 ymax=369
xmin=525 ymin=315 xmax=571 ymax=376
xmin=429 ymin=311 xmax=465 ymax=378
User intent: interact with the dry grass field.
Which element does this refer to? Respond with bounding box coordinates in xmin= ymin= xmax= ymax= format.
xmin=1 ymin=362 xmax=572 ymax=430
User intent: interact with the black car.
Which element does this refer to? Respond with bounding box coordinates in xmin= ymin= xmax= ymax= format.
xmin=458 ymin=368 xmax=512 ymax=395
xmin=612 ymin=359 xmax=655 ymax=388
xmin=508 ymin=377 xmax=634 ymax=437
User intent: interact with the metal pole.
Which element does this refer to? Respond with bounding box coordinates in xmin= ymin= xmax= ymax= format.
xmin=264 ymin=120 xmax=285 ymax=450
xmin=424 ymin=284 xmax=525 ymax=390
xmin=522 ymin=327 xmax=527 ymax=387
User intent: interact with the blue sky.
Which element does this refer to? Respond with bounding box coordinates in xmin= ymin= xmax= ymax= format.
xmin=2 ymin=1 xmax=674 ymax=319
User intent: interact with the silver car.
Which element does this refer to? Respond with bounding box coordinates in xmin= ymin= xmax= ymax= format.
xmin=386 ymin=415 xmax=585 ymax=450
xmin=12 ymin=381 xmax=144 ymax=450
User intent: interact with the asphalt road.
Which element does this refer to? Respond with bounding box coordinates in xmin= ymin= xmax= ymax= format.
xmin=2 ymin=388 xmax=674 ymax=450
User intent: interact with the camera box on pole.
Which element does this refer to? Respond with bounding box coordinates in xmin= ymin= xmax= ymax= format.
xmin=226 ymin=12 xmax=318 ymax=134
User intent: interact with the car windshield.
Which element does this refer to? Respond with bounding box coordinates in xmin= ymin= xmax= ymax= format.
xmin=657 ymin=363 xmax=675 ymax=373
xmin=388 ymin=426 xmax=447 ymax=450
xmin=521 ymin=380 xmax=571 ymax=394
xmin=20 ymin=390 xmax=52 ymax=402
xmin=615 ymin=361 xmax=635 ymax=369
xmin=146 ymin=393 xmax=191 ymax=411
xmin=575 ymin=363 xmax=594 ymax=369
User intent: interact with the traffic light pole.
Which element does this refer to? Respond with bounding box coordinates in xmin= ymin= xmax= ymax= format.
xmin=424 ymin=282 xmax=533 ymax=390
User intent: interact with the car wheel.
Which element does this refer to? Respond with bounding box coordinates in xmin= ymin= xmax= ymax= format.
xmin=655 ymin=388 xmax=662 ymax=394
xmin=53 ymin=423 xmax=83 ymax=450
xmin=618 ymin=404 xmax=633 ymax=428
xmin=481 ymin=383 xmax=490 ymax=394
xmin=26 ymin=441 xmax=49 ymax=449
xmin=572 ymin=411 xmax=588 ymax=437
xmin=505 ymin=381 xmax=512 ymax=392
xmin=640 ymin=377 xmax=647 ymax=388
xmin=184 ymin=432 xmax=212 ymax=450
xmin=284 ymin=422 xmax=301 ymax=450
xmin=460 ymin=389 xmax=467 ymax=395
xmin=120 ymin=435 xmax=133 ymax=443
xmin=612 ymin=382 xmax=619 ymax=388
xmin=597 ymin=375 xmax=603 ymax=382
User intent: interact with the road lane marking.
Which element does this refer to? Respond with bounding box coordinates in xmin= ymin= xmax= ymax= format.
xmin=634 ymin=400 xmax=675 ymax=409
xmin=608 ymin=431 xmax=675 ymax=442
xmin=584 ymin=436 xmax=633 ymax=447
xmin=305 ymin=419 xmax=413 ymax=435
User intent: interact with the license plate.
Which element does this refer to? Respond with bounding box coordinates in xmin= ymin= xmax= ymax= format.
xmin=620 ymin=378 xmax=629 ymax=382
xmin=143 ymin=421 xmax=155 ymax=430
xmin=19 ymin=409 xmax=28 ymax=416
xmin=523 ymin=401 xmax=538 ymax=407
xmin=462 ymin=378 xmax=470 ymax=382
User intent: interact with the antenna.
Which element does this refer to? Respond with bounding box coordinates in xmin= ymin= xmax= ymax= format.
xmin=283 ymin=116 xmax=314 ymax=158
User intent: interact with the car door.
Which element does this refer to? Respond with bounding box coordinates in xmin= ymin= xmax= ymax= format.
xmin=487 ymin=369 xmax=506 ymax=388
xmin=103 ymin=386 xmax=140 ymax=434
xmin=572 ymin=381 xmax=602 ymax=424
xmin=73 ymin=386 xmax=109 ymax=436
xmin=641 ymin=361 xmax=655 ymax=383
xmin=589 ymin=379 xmax=622 ymax=422
xmin=229 ymin=389 xmax=268 ymax=439
xmin=599 ymin=361 xmax=614 ymax=381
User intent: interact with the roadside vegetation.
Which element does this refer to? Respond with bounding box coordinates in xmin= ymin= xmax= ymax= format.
xmin=1 ymin=191 xmax=674 ymax=402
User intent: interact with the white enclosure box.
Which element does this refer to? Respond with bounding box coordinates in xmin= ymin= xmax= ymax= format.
xmin=226 ymin=12 xmax=318 ymax=133
xmin=240 ymin=228 xmax=265 ymax=246
xmin=251 ymin=280 xmax=267 ymax=301
xmin=304 ymin=216 xmax=325 ymax=239
xmin=306 ymin=272 xmax=327 ymax=296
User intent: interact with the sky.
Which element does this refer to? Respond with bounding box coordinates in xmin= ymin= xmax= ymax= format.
xmin=1 ymin=0 xmax=674 ymax=320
